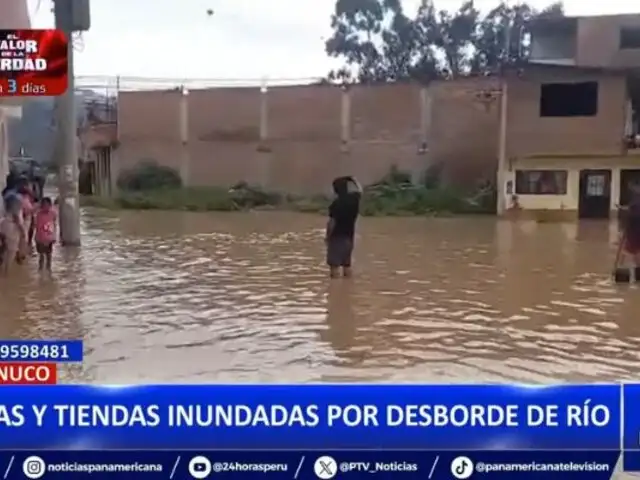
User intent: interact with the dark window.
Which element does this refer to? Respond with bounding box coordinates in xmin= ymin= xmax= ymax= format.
xmin=620 ymin=27 xmax=640 ymax=49
xmin=539 ymin=82 xmax=598 ymax=117
xmin=515 ymin=170 xmax=568 ymax=195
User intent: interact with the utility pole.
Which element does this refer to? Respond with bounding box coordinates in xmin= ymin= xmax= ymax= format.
xmin=496 ymin=3 xmax=513 ymax=216
xmin=53 ymin=0 xmax=90 ymax=246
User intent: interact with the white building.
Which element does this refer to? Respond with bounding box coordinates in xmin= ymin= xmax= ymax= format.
xmin=0 ymin=0 xmax=31 ymax=190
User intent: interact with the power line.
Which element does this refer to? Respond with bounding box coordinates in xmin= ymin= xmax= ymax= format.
xmin=76 ymin=75 xmax=325 ymax=84
xmin=73 ymin=75 xmax=328 ymax=93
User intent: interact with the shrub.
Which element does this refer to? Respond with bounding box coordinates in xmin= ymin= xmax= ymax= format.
xmin=117 ymin=161 xmax=182 ymax=191
xmin=229 ymin=182 xmax=284 ymax=208
xmin=421 ymin=162 xmax=444 ymax=189
xmin=115 ymin=187 xmax=238 ymax=211
xmin=85 ymin=164 xmax=494 ymax=215
xmin=368 ymin=165 xmax=413 ymax=188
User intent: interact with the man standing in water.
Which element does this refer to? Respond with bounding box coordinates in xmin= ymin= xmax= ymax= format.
xmin=325 ymin=176 xmax=361 ymax=278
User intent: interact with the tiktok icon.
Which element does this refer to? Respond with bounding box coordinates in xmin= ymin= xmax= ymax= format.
xmin=450 ymin=456 xmax=474 ymax=479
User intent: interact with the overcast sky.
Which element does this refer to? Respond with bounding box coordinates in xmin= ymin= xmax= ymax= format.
xmin=26 ymin=0 xmax=640 ymax=83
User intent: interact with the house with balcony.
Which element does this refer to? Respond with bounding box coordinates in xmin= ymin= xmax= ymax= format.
xmin=501 ymin=13 xmax=640 ymax=219
xmin=0 ymin=0 xmax=31 ymax=192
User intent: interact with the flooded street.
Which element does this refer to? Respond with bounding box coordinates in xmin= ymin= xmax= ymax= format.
xmin=0 ymin=210 xmax=639 ymax=384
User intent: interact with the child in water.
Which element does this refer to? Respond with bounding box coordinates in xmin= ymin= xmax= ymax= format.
xmin=325 ymin=176 xmax=361 ymax=278
xmin=34 ymin=197 xmax=57 ymax=272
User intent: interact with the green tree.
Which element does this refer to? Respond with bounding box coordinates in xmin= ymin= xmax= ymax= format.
xmin=325 ymin=0 xmax=564 ymax=83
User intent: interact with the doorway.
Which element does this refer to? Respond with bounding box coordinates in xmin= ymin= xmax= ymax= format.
xmin=578 ymin=169 xmax=611 ymax=219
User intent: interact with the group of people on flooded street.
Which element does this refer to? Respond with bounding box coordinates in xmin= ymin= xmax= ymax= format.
xmin=0 ymin=168 xmax=57 ymax=276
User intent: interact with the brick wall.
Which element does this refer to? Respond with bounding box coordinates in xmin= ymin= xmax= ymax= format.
xmin=107 ymin=69 xmax=631 ymax=194
xmin=114 ymin=81 xmax=505 ymax=193
xmin=428 ymin=77 xmax=501 ymax=186
xmin=119 ymin=89 xmax=183 ymax=142
xmin=505 ymin=68 xmax=627 ymax=158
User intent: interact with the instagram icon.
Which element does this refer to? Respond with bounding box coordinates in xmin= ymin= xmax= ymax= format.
xmin=22 ymin=456 xmax=46 ymax=479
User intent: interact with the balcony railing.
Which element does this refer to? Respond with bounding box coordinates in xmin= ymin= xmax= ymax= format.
xmin=82 ymin=98 xmax=117 ymax=126
xmin=528 ymin=56 xmax=576 ymax=66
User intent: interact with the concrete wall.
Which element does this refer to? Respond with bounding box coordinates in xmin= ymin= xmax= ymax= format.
xmin=577 ymin=14 xmax=640 ymax=68
xmin=0 ymin=0 xmax=31 ymax=192
xmin=531 ymin=14 xmax=640 ymax=69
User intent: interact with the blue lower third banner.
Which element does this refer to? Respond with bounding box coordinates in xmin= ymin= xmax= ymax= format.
xmin=1 ymin=451 xmax=620 ymax=479
xmin=623 ymin=384 xmax=640 ymax=451
xmin=623 ymin=451 xmax=640 ymax=471
xmin=622 ymin=384 xmax=640 ymax=471
xmin=0 ymin=385 xmax=621 ymax=449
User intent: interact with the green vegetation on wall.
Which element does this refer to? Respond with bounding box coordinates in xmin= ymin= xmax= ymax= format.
xmin=82 ymin=162 xmax=495 ymax=216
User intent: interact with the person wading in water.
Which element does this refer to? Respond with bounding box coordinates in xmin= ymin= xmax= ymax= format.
xmin=325 ymin=176 xmax=362 ymax=278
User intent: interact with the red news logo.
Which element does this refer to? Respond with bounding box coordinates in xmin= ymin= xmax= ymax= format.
xmin=0 ymin=363 xmax=57 ymax=385
xmin=0 ymin=36 xmax=45 ymax=71
xmin=0 ymin=29 xmax=68 ymax=96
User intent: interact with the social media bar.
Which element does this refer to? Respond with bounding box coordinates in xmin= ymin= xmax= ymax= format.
xmin=20 ymin=455 xmax=162 ymax=479
xmin=449 ymin=456 xmax=611 ymax=478
xmin=0 ymin=450 xmax=619 ymax=478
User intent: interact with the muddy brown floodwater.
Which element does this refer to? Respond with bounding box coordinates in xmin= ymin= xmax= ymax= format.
xmin=5 ymin=210 xmax=640 ymax=476
xmin=0 ymin=210 xmax=639 ymax=385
